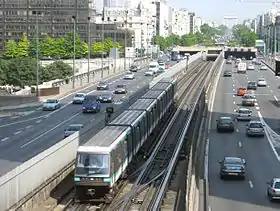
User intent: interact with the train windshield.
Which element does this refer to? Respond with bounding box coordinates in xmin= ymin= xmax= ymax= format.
xmin=75 ymin=153 xmax=109 ymax=176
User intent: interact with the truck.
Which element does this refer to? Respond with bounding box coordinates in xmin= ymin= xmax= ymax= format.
xmin=237 ymin=62 xmax=247 ymax=73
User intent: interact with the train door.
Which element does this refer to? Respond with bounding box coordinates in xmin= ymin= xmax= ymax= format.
xmin=135 ymin=126 xmax=141 ymax=154
xmin=111 ymin=148 xmax=116 ymax=184
xmin=139 ymin=116 xmax=147 ymax=146
xmin=126 ymin=130 xmax=133 ymax=162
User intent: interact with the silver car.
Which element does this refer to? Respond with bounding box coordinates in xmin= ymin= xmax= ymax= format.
xmin=267 ymin=178 xmax=280 ymax=201
xmin=42 ymin=99 xmax=61 ymax=111
xmin=242 ymin=94 xmax=256 ymax=106
xmin=64 ymin=124 xmax=83 ymax=138
xmin=72 ymin=93 xmax=86 ymax=104
xmin=236 ymin=108 xmax=252 ymax=121
xmin=246 ymin=121 xmax=265 ymax=137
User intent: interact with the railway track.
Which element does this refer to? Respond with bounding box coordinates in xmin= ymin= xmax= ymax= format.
xmin=104 ymin=61 xmax=213 ymax=211
xmin=54 ymin=59 xmax=211 ymax=211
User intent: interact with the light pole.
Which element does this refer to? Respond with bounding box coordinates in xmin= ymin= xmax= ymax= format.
xmin=140 ymin=23 xmax=143 ymax=58
xmin=114 ymin=19 xmax=117 ymax=73
xmin=72 ymin=15 xmax=76 ymax=89
xmin=36 ymin=10 xmax=39 ymax=97
xmin=87 ymin=16 xmax=91 ymax=83
xmin=146 ymin=23 xmax=149 ymax=57
xmin=101 ymin=13 xmax=104 ymax=78
xmin=124 ymin=10 xmax=128 ymax=70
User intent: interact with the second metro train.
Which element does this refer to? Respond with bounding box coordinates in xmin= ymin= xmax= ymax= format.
xmin=73 ymin=78 xmax=177 ymax=201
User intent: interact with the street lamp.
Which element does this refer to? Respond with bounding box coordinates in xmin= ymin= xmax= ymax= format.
xmin=87 ymin=16 xmax=91 ymax=83
xmin=140 ymin=23 xmax=143 ymax=58
xmin=124 ymin=10 xmax=128 ymax=70
xmin=114 ymin=19 xmax=117 ymax=73
xmin=35 ymin=10 xmax=39 ymax=97
xmin=72 ymin=15 xmax=76 ymax=89
xmin=101 ymin=14 xmax=104 ymax=78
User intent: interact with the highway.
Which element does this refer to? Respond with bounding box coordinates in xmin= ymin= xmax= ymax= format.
xmin=208 ymin=60 xmax=280 ymax=211
xmin=0 ymin=62 xmax=178 ymax=176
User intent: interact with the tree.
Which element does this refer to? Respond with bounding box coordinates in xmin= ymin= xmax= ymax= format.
xmin=232 ymin=24 xmax=257 ymax=46
xmin=41 ymin=35 xmax=56 ymax=57
xmin=63 ymin=32 xmax=87 ymax=58
xmin=154 ymin=36 xmax=168 ymax=51
xmin=216 ymin=25 xmax=228 ymax=36
xmin=0 ymin=60 xmax=9 ymax=85
xmin=54 ymin=37 xmax=67 ymax=58
xmin=3 ymin=40 xmax=19 ymax=59
xmin=91 ymin=42 xmax=103 ymax=54
xmin=103 ymin=38 xmax=115 ymax=54
xmin=200 ymin=24 xmax=217 ymax=38
xmin=42 ymin=61 xmax=72 ymax=82
xmin=181 ymin=33 xmax=197 ymax=46
xmin=17 ymin=33 xmax=30 ymax=57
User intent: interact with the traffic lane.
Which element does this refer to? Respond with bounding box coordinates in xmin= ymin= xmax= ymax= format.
xmin=0 ymin=73 xmax=150 ymax=143
xmin=0 ymin=64 xmax=152 ymax=126
xmin=0 ymin=69 xmax=152 ymax=135
xmin=209 ymin=72 xmax=280 ymax=211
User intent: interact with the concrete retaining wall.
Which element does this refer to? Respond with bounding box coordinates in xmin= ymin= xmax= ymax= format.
xmin=0 ymin=132 xmax=79 ymax=211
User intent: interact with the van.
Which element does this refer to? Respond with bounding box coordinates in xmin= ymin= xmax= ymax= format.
xmin=148 ymin=61 xmax=159 ymax=74
xmin=237 ymin=62 xmax=247 ymax=73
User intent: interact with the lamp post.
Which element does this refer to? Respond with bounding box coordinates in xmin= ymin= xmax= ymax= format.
xmin=140 ymin=23 xmax=143 ymax=58
xmin=114 ymin=19 xmax=117 ymax=73
xmin=36 ymin=10 xmax=39 ymax=97
xmin=101 ymin=10 xmax=104 ymax=78
xmin=87 ymin=16 xmax=91 ymax=83
xmin=146 ymin=23 xmax=149 ymax=57
xmin=72 ymin=15 xmax=76 ymax=89
xmin=124 ymin=10 xmax=128 ymax=70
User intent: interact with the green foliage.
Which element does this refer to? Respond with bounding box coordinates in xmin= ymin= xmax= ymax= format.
xmin=232 ymin=24 xmax=257 ymax=47
xmin=42 ymin=61 xmax=72 ymax=81
xmin=3 ymin=40 xmax=18 ymax=59
xmin=17 ymin=33 xmax=30 ymax=57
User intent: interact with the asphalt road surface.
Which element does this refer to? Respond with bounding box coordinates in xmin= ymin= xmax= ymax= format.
xmin=0 ymin=62 xmax=179 ymax=176
xmin=208 ymin=60 xmax=280 ymax=211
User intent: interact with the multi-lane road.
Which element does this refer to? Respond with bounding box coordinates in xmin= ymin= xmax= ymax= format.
xmin=208 ymin=60 xmax=280 ymax=211
xmin=0 ymin=63 xmax=178 ymax=176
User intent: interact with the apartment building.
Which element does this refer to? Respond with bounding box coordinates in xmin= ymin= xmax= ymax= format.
xmin=0 ymin=0 xmax=95 ymax=51
xmin=171 ymin=8 xmax=189 ymax=36
xmin=188 ymin=12 xmax=195 ymax=34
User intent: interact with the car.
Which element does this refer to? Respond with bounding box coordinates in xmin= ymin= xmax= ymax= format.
xmin=165 ymin=63 xmax=171 ymax=69
xmin=242 ymin=57 xmax=246 ymax=60
xmin=257 ymin=78 xmax=267 ymax=87
xmin=216 ymin=116 xmax=235 ymax=132
xmin=246 ymin=121 xmax=265 ymax=137
xmin=64 ymin=124 xmax=83 ymax=138
xmin=96 ymin=93 xmax=115 ymax=103
xmin=255 ymin=60 xmax=262 ymax=65
xmin=115 ymin=84 xmax=127 ymax=94
xmin=252 ymin=58 xmax=256 ymax=64
xmin=82 ymin=95 xmax=101 ymax=113
xmin=97 ymin=81 xmax=109 ymax=90
xmin=144 ymin=70 xmax=155 ymax=76
xmin=226 ymin=59 xmax=232 ymax=64
xmin=236 ymin=108 xmax=252 ymax=121
xmin=247 ymin=81 xmax=257 ymax=90
xmin=260 ymin=65 xmax=268 ymax=70
xmin=42 ymin=99 xmax=61 ymax=111
xmin=267 ymin=178 xmax=280 ymax=201
xmin=219 ymin=156 xmax=246 ymax=180
xmin=223 ymin=70 xmax=232 ymax=77
xmin=124 ymin=72 xmax=135 ymax=80
xmin=129 ymin=65 xmax=140 ymax=72
xmin=158 ymin=62 xmax=165 ymax=70
xmin=72 ymin=93 xmax=86 ymax=104
xmin=247 ymin=64 xmax=255 ymax=70
xmin=237 ymin=87 xmax=248 ymax=96
xmin=242 ymin=94 xmax=256 ymax=106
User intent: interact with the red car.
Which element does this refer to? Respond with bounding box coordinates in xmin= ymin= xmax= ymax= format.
xmin=165 ymin=63 xmax=171 ymax=69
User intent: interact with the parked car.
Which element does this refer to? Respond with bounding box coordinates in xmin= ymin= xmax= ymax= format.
xmin=43 ymin=99 xmax=61 ymax=111
xmin=97 ymin=81 xmax=109 ymax=90
xmin=64 ymin=124 xmax=83 ymax=138
xmin=72 ymin=93 xmax=86 ymax=104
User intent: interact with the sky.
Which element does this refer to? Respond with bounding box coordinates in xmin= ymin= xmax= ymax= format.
xmin=169 ymin=0 xmax=275 ymax=24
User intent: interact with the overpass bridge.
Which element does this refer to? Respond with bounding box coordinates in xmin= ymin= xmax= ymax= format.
xmin=173 ymin=46 xmax=258 ymax=61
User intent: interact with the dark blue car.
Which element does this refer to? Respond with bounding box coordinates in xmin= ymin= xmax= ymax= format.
xmin=82 ymin=95 xmax=101 ymax=113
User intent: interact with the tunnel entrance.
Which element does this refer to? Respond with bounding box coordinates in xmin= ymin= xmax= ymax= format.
xmin=275 ymin=58 xmax=280 ymax=76
xmin=224 ymin=47 xmax=256 ymax=59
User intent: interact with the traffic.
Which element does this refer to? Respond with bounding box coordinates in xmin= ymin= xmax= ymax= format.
xmin=208 ymin=57 xmax=280 ymax=210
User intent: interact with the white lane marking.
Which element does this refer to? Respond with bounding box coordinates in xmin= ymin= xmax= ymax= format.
xmin=249 ymin=181 xmax=254 ymax=188
xmin=238 ymin=141 xmax=242 ymax=147
xmin=257 ymin=111 xmax=280 ymax=161
xmin=26 ymin=125 xmax=33 ymax=129
xmin=21 ymin=112 xmax=80 ymax=148
xmin=1 ymin=137 xmax=9 ymax=142
xmin=233 ymin=89 xmax=235 ymax=91
xmin=233 ymin=94 xmax=235 ymax=98
xmin=14 ymin=131 xmax=22 ymax=135
xmin=255 ymin=102 xmax=258 ymax=106
xmin=271 ymin=90 xmax=273 ymax=92
xmin=268 ymin=85 xmax=270 ymax=88
xmin=11 ymin=116 xmax=20 ymax=119
xmin=256 ymin=106 xmax=260 ymax=110
xmin=232 ymin=84 xmax=235 ymax=87
xmin=90 ymin=118 xmax=95 ymax=122
xmin=233 ymin=101 xmax=236 ymax=104
xmin=236 ymin=128 xmax=239 ymax=133
xmin=36 ymin=120 xmax=42 ymax=123
xmin=274 ymin=95 xmax=278 ymax=102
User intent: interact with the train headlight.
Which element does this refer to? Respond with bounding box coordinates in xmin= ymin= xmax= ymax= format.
xmin=74 ymin=177 xmax=81 ymax=181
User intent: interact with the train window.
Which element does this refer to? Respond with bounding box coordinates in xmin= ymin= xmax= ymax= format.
xmin=136 ymin=126 xmax=141 ymax=149
xmin=126 ymin=131 xmax=133 ymax=160
xmin=76 ymin=152 xmax=109 ymax=176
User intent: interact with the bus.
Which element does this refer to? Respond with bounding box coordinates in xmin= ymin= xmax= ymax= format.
xmin=171 ymin=50 xmax=180 ymax=61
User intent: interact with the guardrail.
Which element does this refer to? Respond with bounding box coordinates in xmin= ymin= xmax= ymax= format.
xmin=52 ymin=57 xmax=150 ymax=87
xmin=2 ymin=54 xmax=202 ymax=211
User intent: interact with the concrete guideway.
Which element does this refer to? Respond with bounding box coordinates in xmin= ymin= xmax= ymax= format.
xmin=0 ymin=53 xmax=202 ymax=211
xmin=205 ymin=60 xmax=280 ymax=211
xmin=0 ymin=57 xmax=149 ymax=112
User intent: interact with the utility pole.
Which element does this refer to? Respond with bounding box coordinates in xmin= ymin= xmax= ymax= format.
xmin=114 ymin=19 xmax=117 ymax=73
xmin=36 ymin=10 xmax=39 ymax=97
xmin=124 ymin=10 xmax=128 ymax=70
xmin=72 ymin=15 xmax=76 ymax=89
xmin=101 ymin=8 xmax=104 ymax=78
xmin=87 ymin=16 xmax=91 ymax=83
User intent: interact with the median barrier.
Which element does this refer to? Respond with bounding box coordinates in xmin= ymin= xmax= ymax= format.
xmin=0 ymin=132 xmax=80 ymax=211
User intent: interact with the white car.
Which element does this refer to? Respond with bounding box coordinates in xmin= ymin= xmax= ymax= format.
xmin=124 ymin=72 xmax=135 ymax=80
xmin=257 ymin=78 xmax=267 ymax=87
xmin=247 ymin=64 xmax=254 ymax=70
xmin=144 ymin=70 xmax=154 ymax=76
xmin=42 ymin=99 xmax=61 ymax=111
xmin=260 ymin=65 xmax=268 ymax=70
xmin=72 ymin=93 xmax=86 ymax=104
xmin=236 ymin=108 xmax=252 ymax=121
xmin=158 ymin=62 xmax=165 ymax=70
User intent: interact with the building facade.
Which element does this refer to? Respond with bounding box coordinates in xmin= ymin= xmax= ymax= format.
xmin=0 ymin=0 xmax=96 ymax=51
xmin=171 ymin=8 xmax=188 ymax=36
xmin=188 ymin=12 xmax=195 ymax=34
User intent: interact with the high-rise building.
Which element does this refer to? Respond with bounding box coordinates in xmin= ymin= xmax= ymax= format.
xmin=0 ymin=0 xmax=95 ymax=51
xmin=188 ymin=12 xmax=195 ymax=34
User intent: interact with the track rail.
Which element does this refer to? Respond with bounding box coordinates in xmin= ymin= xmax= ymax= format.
xmin=109 ymin=61 xmax=212 ymax=211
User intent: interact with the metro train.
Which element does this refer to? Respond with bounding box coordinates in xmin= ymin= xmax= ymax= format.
xmin=73 ymin=78 xmax=177 ymax=201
